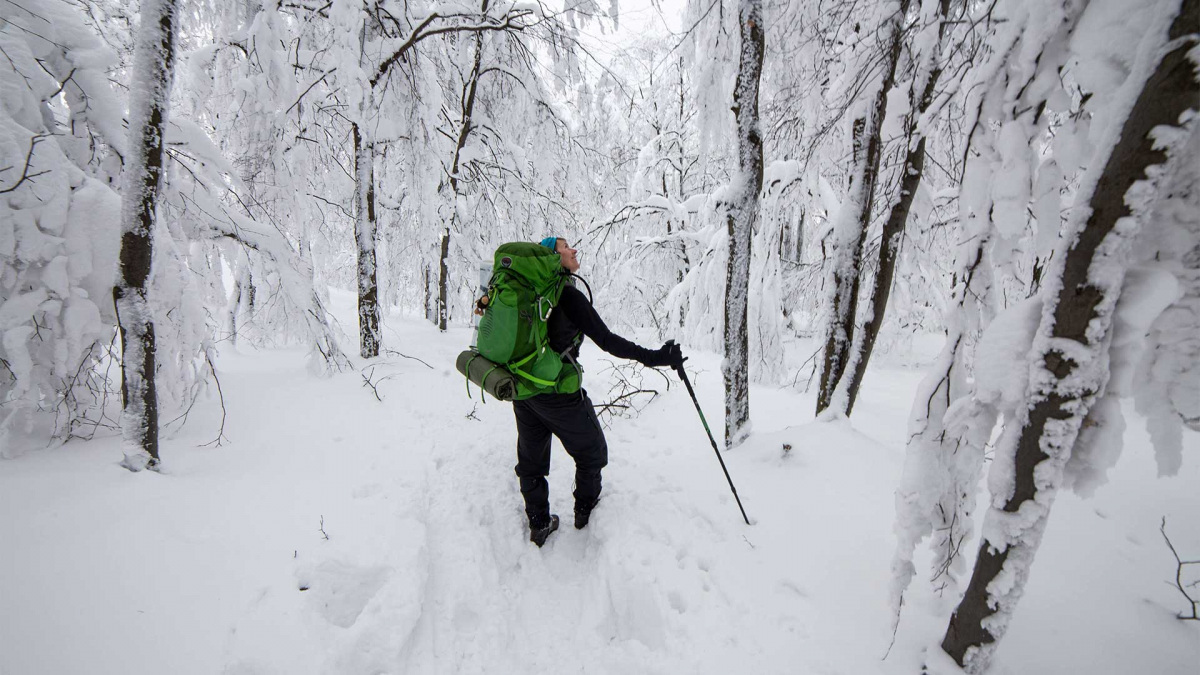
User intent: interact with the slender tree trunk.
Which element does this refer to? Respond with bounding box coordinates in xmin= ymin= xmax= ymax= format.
xmin=723 ymin=0 xmax=765 ymax=449
xmin=438 ymin=0 xmax=489 ymax=333
xmin=840 ymin=0 xmax=950 ymax=415
xmin=115 ymin=0 xmax=178 ymax=472
xmin=942 ymin=3 xmax=1199 ymax=669
xmin=816 ymin=0 xmax=910 ymax=416
xmin=437 ymin=229 xmax=450 ymax=331
xmin=424 ymin=264 xmax=433 ymax=322
xmin=353 ymin=122 xmax=380 ymax=358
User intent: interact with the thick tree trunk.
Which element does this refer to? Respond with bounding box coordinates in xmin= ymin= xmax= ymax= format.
xmin=723 ymin=0 xmax=765 ymax=449
xmin=353 ymin=122 xmax=380 ymax=358
xmin=942 ymin=3 xmax=1199 ymax=669
xmin=115 ymin=0 xmax=178 ymax=472
xmin=840 ymin=0 xmax=950 ymax=415
xmin=816 ymin=0 xmax=910 ymax=416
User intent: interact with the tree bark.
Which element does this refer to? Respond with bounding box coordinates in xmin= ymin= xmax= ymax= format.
xmin=115 ymin=0 xmax=179 ymax=471
xmin=353 ymin=122 xmax=380 ymax=358
xmin=723 ymin=0 xmax=765 ymax=449
xmin=816 ymin=0 xmax=911 ymax=416
xmin=437 ymin=0 xmax=489 ymax=333
xmin=942 ymin=2 xmax=1199 ymax=669
xmin=840 ymin=0 xmax=950 ymax=415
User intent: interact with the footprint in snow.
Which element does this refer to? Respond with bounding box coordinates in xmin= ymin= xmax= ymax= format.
xmin=297 ymin=560 xmax=390 ymax=628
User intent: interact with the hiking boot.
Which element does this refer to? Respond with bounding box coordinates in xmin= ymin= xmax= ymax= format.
xmin=530 ymin=515 xmax=559 ymax=547
xmin=574 ymin=497 xmax=600 ymax=530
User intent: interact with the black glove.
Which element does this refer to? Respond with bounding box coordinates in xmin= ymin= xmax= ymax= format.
xmin=649 ymin=340 xmax=686 ymax=372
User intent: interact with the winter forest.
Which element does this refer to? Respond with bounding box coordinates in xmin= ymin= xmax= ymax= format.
xmin=2 ymin=0 xmax=1199 ymax=672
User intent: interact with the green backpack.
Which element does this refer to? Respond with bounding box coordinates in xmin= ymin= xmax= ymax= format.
xmin=470 ymin=242 xmax=581 ymax=400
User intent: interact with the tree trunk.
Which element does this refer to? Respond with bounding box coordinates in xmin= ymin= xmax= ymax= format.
xmin=438 ymin=0 xmax=489 ymax=333
xmin=942 ymin=3 xmax=1199 ymax=669
xmin=424 ymin=264 xmax=433 ymax=322
xmin=723 ymin=0 xmax=765 ymax=449
xmin=115 ymin=0 xmax=179 ymax=472
xmin=353 ymin=122 xmax=380 ymax=358
xmin=815 ymin=0 xmax=910 ymax=416
xmin=839 ymin=0 xmax=950 ymax=415
xmin=437 ymin=229 xmax=450 ymax=331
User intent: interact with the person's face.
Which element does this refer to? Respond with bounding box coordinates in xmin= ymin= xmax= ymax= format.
xmin=556 ymin=239 xmax=580 ymax=273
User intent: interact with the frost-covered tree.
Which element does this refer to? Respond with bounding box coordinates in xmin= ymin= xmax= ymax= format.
xmin=722 ymin=0 xmax=764 ymax=448
xmin=585 ymin=44 xmax=704 ymax=338
xmin=939 ymin=0 xmax=1199 ymax=668
xmin=0 ymin=0 xmax=125 ymax=454
xmin=115 ymin=0 xmax=180 ymax=471
xmin=179 ymin=0 xmax=351 ymax=372
xmin=832 ymin=0 xmax=954 ymax=414
xmin=813 ymin=0 xmax=909 ymax=417
xmin=889 ymin=0 xmax=1085 ymax=613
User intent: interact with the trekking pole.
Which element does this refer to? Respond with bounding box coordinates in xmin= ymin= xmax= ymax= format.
xmin=674 ymin=362 xmax=751 ymax=526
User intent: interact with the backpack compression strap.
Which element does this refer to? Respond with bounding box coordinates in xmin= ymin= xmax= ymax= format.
xmin=508 ymin=348 xmax=558 ymax=388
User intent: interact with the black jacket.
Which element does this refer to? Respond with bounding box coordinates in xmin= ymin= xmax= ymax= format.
xmin=548 ymin=285 xmax=661 ymax=366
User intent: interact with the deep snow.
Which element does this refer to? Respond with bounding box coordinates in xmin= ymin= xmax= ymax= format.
xmin=1 ymin=296 xmax=1197 ymax=674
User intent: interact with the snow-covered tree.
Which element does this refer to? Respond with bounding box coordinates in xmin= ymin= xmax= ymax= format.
xmin=938 ymin=0 xmax=1198 ymax=668
xmin=115 ymin=0 xmax=181 ymax=470
xmin=890 ymin=0 xmax=1087 ymax=614
xmin=831 ymin=0 xmax=954 ymax=414
xmin=814 ymin=0 xmax=911 ymax=417
xmin=0 ymin=0 xmax=125 ymax=454
xmin=721 ymin=0 xmax=764 ymax=448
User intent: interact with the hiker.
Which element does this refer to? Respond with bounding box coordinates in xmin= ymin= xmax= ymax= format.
xmin=480 ymin=236 xmax=685 ymax=547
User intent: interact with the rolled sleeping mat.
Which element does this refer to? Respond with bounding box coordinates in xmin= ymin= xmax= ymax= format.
xmin=456 ymin=350 xmax=517 ymax=401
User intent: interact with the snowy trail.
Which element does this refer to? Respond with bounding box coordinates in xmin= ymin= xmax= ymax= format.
xmin=2 ymin=309 xmax=1197 ymax=674
xmin=293 ymin=316 xmax=917 ymax=674
xmin=351 ymin=340 xmax=784 ymax=673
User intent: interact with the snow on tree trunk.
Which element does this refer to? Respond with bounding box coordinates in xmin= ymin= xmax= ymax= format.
xmin=890 ymin=0 xmax=1087 ymax=620
xmin=723 ymin=0 xmax=764 ymax=449
xmin=354 ymin=122 xmax=380 ymax=358
xmin=116 ymin=0 xmax=179 ymax=472
xmin=815 ymin=0 xmax=910 ymax=417
xmin=438 ymin=0 xmax=489 ymax=334
xmin=437 ymin=229 xmax=450 ymax=332
xmin=837 ymin=0 xmax=949 ymax=415
xmin=941 ymin=1 xmax=1199 ymax=668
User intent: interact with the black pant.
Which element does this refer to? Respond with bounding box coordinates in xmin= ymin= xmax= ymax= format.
xmin=513 ymin=390 xmax=607 ymax=526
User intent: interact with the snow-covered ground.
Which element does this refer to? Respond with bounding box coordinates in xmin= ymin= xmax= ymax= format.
xmin=2 ymin=296 xmax=1197 ymax=674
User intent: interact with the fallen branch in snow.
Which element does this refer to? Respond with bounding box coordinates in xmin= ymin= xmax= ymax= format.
xmin=319 ymin=516 xmax=330 ymax=541
xmin=361 ymin=367 xmax=383 ymax=402
xmin=595 ymin=361 xmax=660 ymax=425
xmin=1160 ymin=517 xmax=1199 ymax=621
xmin=595 ymin=389 xmax=658 ymax=417
xmin=466 ymin=404 xmax=480 ymax=421
xmin=383 ymin=349 xmax=434 ymax=369
xmin=199 ymin=353 xmax=228 ymax=448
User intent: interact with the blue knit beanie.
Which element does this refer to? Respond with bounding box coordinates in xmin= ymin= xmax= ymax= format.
xmin=539 ymin=236 xmax=559 ymax=250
